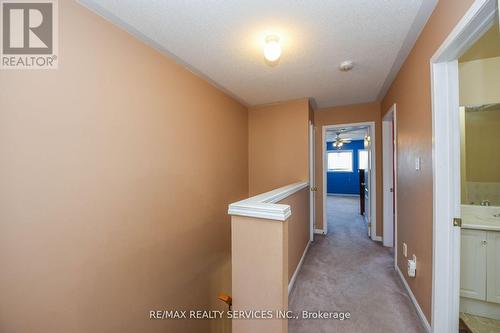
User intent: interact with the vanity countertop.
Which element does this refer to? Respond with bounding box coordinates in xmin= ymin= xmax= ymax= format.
xmin=462 ymin=221 xmax=500 ymax=231
xmin=462 ymin=204 xmax=500 ymax=231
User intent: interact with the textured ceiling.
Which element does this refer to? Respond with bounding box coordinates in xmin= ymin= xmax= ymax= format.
xmin=79 ymin=0 xmax=437 ymax=108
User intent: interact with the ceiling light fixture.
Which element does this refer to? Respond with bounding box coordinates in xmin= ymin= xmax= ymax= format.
xmin=264 ymin=35 xmax=281 ymax=62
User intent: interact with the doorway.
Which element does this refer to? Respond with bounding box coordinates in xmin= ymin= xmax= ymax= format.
xmin=382 ymin=105 xmax=397 ymax=254
xmin=321 ymin=122 xmax=377 ymax=239
xmin=431 ymin=0 xmax=499 ymax=332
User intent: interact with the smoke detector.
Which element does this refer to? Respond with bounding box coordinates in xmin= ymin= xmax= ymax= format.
xmin=339 ymin=60 xmax=354 ymax=72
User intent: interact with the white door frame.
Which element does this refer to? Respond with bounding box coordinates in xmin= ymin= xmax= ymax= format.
xmin=321 ymin=121 xmax=377 ymax=240
xmin=430 ymin=1 xmax=497 ymax=332
xmin=382 ymin=104 xmax=397 ymax=252
xmin=309 ymin=121 xmax=315 ymax=242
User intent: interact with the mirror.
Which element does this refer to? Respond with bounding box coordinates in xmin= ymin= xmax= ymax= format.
xmin=460 ymin=104 xmax=500 ymax=206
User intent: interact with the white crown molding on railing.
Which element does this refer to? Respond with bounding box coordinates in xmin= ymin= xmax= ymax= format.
xmin=228 ymin=181 xmax=309 ymax=221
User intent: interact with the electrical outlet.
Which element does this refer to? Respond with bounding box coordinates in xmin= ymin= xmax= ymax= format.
xmin=408 ymin=255 xmax=417 ymax=277
xmin=403 ymin=242 xmax=408 ymax=257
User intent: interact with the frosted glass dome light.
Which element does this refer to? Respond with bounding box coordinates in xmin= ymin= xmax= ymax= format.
xmin=264 ymin=35 xmax=281 ymax=62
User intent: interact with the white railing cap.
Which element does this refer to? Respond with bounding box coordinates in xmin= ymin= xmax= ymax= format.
xmin=228 ymin=181 xmax=309 ymax=221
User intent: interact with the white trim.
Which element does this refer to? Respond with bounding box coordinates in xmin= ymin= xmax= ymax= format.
xmin=288 ymin=241 xmax=310 ymax=295
xmin=314 ymin=229 xmax=326 ymax=235
xmin=430 ymin=0 xmax=496 ymax=63
xmin=394 ymin=108 xmax=398 ymax=270
xmin=322 ymin=122 xmax=377 ymax=240
xmin=228 ymin=182 xmax=309 ymax=221
xmin=382 ymin=105 xmax=396 ymax=249
xmin=460 ymin=297 xmax=500 ymax=320
xmin=430 ymin=1 xmax=498 ymax=332
xmin=396 ymin=266 xmax=431 ymax=333
xmin=372 ymin=236 xmax=383 ymax=242
xmin=309 ymin=121 xmax=315 ymax=242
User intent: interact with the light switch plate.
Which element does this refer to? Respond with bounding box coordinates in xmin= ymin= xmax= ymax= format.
xmin=415 ymin=157 xmax=421 ymax=171
xmin=403 ymin=242 xmax=407 ymax=257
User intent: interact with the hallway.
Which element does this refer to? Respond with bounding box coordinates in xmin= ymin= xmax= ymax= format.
xmin=289 ymin=196 xmax=425 ymax=333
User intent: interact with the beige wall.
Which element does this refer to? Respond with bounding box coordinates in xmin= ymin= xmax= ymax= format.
xmin=313 ymin=102 xmax=382 ymax=236
xmin=230 ymin=187 xmax=308 ymax=333
xmin=0 ymin=2 xmax=248 ymax=333
xmin=280 ymin=188 xmax=310 ymax=282
xmin=459 ymin=56 xmax=500 ymax=106
xmin=381 ymin=0 xmax=475 ymax=322
xmin=249 ymin=99 xmax=310 ymax=195
xmin=231 ymin=215 xmax=288 ymax=333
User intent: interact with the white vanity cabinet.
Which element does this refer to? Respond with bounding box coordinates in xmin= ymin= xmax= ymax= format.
xmin=460 ymin=229 xmax=500 ymax=304
xmin=487 ymin=231 xmax=500 ymax=304
xmin=460 ymin=229 xmax=487 ymax=300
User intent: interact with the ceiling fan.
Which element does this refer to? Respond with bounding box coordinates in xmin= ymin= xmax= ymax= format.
xmin=332 ymin=131 xmax=353 ymax=149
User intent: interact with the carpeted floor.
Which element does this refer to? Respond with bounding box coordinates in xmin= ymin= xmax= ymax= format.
xmin=288 ymin=195 xmax=425 ymax=333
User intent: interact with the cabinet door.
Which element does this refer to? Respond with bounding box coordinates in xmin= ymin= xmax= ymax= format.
xmin=460 ymin=229 xmax=487 ymax=300
xmin=487 ymin=231 xmax=500 ymax=304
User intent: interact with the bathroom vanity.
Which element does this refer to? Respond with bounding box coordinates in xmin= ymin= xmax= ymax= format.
xmin=460 ymin=205 xmax=500 ymax=320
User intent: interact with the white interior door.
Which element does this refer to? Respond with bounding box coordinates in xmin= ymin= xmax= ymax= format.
xmin=382 ymin=118 xmax=395 ymax=247
xmin=309 ymin=122 xmax=315 ymax=242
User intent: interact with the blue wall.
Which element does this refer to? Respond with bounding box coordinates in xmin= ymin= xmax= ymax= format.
xmin=327 ymin=140 xmax=365 ymax=195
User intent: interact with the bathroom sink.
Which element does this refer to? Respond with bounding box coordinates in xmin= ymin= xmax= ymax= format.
xmin=461 ymin=204 xmax=500 ymax=231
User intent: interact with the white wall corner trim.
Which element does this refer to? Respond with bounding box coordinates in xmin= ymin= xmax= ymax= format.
xmin=228 ymin=181 xmax=309 ymax=221
xmin=430 ymin=1 xmax=498 ymax=332
xmin=288 ymin=241 xmax=311 ymax=295
xmin=396 ymin=267 xmax=431 ymax=333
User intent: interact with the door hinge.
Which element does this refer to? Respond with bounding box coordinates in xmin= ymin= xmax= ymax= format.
xmin=453 ymin=218 xmax=462 ymax=227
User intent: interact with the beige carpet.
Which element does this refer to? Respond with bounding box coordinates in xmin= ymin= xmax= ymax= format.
xmin=288 ymin=195 xmax=425 ymax=333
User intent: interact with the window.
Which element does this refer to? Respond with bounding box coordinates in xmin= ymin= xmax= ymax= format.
xmin=327 ymin=150 xmax=353 ymax=172
xmin=358 ymin=150 xmax=368 ymax=170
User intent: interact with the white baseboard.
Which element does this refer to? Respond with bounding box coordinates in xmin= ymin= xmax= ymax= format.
xmin=288 ymin=241 xmax=310 ymax=295
xmin=314 ymin=229 xmax=326 ymax=235
xmin=372 ymin=235 xmax=383 ymax=242
xmin=460 ymin=297 xmax=500 ymax=320
xmin=396 ymin=266 xmax=431 ymax=333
